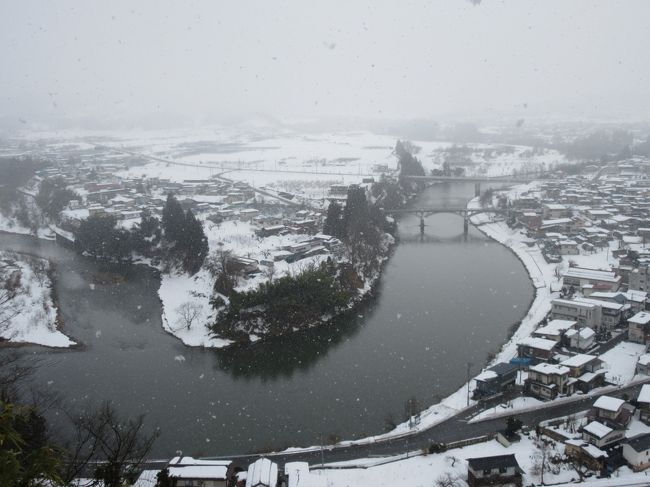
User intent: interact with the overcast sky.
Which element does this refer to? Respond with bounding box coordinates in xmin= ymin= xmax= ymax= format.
xmin=2 ymin=0 xmax=650 ymax=128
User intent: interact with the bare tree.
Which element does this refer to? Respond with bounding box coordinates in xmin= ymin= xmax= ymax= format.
xmin=264 ymin=263 xmax=276 ymax=283
xmin=62 ymin=401 xmax=158 ymax=487
xmin=0 ymin=262 xmax=21 ymax=333
xmin=435 ymin=472 xmax=463 ymax=487
xmin=562 ymin=452 xmax=592 ymax=482
xmin=175 ymin=302 xmax=203 ymax=330
xmin=530 ymin=435 xmax=559 ymax=484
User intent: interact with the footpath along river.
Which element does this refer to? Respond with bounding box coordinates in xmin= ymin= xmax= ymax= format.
xmin=0 ymin=181 xmax=533 ymax=457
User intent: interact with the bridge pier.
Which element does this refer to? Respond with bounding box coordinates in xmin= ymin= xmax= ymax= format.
xmin=474 ymin=182 xmax=481 ymax=197
xmin=463 ymin=215 xmax=469 ymax=237
xmin=419 ymin=215 xmax=425 ymax=236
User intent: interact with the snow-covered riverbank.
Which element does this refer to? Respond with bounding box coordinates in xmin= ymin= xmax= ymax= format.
xmin=0 ymin=251 xmax=75 ymax=347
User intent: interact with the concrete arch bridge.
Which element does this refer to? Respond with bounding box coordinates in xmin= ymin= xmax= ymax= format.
xmin=386 ymin=206 xmax=509 ymax=236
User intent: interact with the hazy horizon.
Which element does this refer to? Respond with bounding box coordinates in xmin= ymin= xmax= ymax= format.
xmin=2 ymin=0 xmax=650 ymax=131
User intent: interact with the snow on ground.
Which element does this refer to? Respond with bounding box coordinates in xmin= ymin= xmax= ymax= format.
xmin=0 ymin=251 xmax=74 ymax=347
xmin=158 ymin=269 xmax=232 ymax=348
xmin=315 ymin=435 xmax=578 ymax=487
xmin=158 ymin=220 xmax=329 ymax=347
xmin=469 ymin=396 xmax=544 ymax=422
xmin=600 ymin=341 xmax=647 ymax=385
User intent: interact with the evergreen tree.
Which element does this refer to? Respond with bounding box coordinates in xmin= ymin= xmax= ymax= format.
xmin=75 ymin=215 xmax=131 ymax=265
xmin=182 ymin=210 xmax=208 ymax=275
xmin=36 ymin=177 xmax=79 ymax=221
xmin=162 ymin=193 xmax=185 ymax=245
xmin=132 ymin=209 xmax=162 ymax=256
xmin=0 ymin=402 xmax=63 ymax=487
xmin=343 ymin=185 xmax=369 ymax=241
xmin=323 ymin=201 xmax=345 ymax=240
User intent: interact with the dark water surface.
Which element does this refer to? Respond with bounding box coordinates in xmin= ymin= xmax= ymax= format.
xmin=0 ymin=182 xmax=533 ymax=456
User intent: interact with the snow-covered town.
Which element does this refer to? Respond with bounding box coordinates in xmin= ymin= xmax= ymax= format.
xmin=5 ymin=1 xmax=650 ymax=487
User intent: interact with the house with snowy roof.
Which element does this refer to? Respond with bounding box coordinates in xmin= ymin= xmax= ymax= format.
xmin=561 ymin=267 xmax=621 ymax=293
xmin=637 ymin=384 xmax=650 ymax=425
xmin=560 ymin=354 xmax=605 ymax=392
xmin=466 ymin=454 xmax=522 ymax=487
xmin=166 ymin=456 xmax=236 ymax=487
xmin=564 ymin=439 xmax=609 ymax=473
xmin=574 ymin=297 xmax=628 ymax=329
xmin=564 ymin=327 xmax=596 ymax=351
xmin=623 ymin=432 xmax=650 ymax=471
xmin=637 ymin=354 xmax=650 ymax=376
xmin=589 ymin=396 xmax=633 ymax=431
xmin=628 ymin=311 xmax=650 ymax=344
xmin=525 ymin=363 xmax=571 ymax=400
xmin=473 ymin=362 xmax=519 ymax=399
xmin=533 ymin=319 xmax=577 ymax=343
xmin=517 ymin=337 xmax=558 ymax=363
xmin=551 ymin=298 xmax=603 ymax=329
xmin=581 ymin=420 xmax=626 ymax=448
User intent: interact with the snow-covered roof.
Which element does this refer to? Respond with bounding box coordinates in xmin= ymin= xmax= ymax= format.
xmin=541 ymin=218 xmax=572 ymax=226
xmin=518 ymin=337 xmax=558 ymax=351
xmin=562 ymin=267 xmax=619 ymax=283
xmin=638 ymin=384 xmax=650 ymax=404
xmin=530 ymin=363 xmax=570 ymax=376
xmin=638 ymin=354 xmax=650 ymax=367
xmin=625 ymin=290 xmax=648 ymax=303
xmin=629 ymin=311 xmax=650 ymax=325
xmin=583 ymin=420 xmax=613 ymax=439
xmin=565 ymin=439 xmax=608 ymax=459
xmin=560 ymin=354 xmax=598 ymax=368
xmin=552 ymin=298 xmax=597 ymax=309
xmin=535 ymin=319 xmax=577 ymax=336
xmin=593 ymin=395 xmax=625 ymax=412
xmin=474 ymin=370 xmax=498 ymax=382
xmin=168 ymin=456 xmax=231 ymax=479
xmin=575 ymin=297 xmax=624 ymax=311
xmin=246 ymin=458 xmax=278 ymax=487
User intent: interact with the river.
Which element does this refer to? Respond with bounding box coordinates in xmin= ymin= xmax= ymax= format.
xmin=0 ymin=182 xmax=533 ymax=457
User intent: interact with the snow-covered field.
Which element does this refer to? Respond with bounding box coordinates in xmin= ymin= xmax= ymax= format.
xmin=0 ymin=251 xmax=74 ymax=347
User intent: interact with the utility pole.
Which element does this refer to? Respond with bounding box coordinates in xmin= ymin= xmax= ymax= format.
xmin=319 ymin=433 xmax=325 ymax=468
xmin=466 ymin=362 xmax=473 ymax=407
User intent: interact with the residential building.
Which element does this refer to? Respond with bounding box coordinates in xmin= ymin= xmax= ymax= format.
xmin=623 ymin=433 xmax=650 ymax=471
xmin=166 ymin=457 xmax=235 ymax=487
xmin=581 ymin=420 xmax=626 ymax=448
xmin=551 ymin=298 xmax=603 ymax=329
xmin=637 ymin=384 xmax=650 ymax=425
xmin=466 ymin=454 xmax=522 ymax=487
xmin=564 ymin=440 xmax=609 ymax=473
xmin=533 ymin=319 xmax=577 ymax=342
xmin=589 ymin=396 xmax=633 ymax=429
xmin=517 ymin=337 xmax=557 ymax=362
xmin=565 ymin=327 xmax=596 ymax=351
xmin=525 ymin=363 xmax=571 ymax=400
xmin=628 ymin=311 xmax=650 ymax=344
xmin=637 ymin=354 xmax=650 ymax=376
xmin=560 ymin=354 xmax=605 ymax=392
xmin=542 ymin=203 xmax=569 ymax=220
xmin=630 ymin=263 xmax=650 ymax=292
xmin=574 ymin=297 xmax=627 ymax=329
xmin=473 ymin=362 xmax=519 ymax=399
xmin=562 ymin=267 xmax=621 ymax=293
